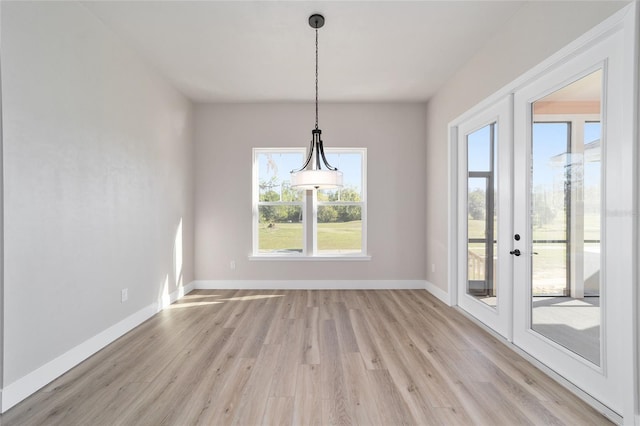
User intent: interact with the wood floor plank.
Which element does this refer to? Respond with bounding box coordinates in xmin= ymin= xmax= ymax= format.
xmin=263 ymin=294 xmax=292 ymax=345
xmin=270 ymin=319 xmax=305 ymax=397
xmin=464 ymin=381 xmax=535 ymax=425
xmin=192 ymin=356 xmax=256 ymax=425
xmin=231 ymin=343 xmax=281 ymax=426
xmin=319 ymin=319 xmax=353 ymax=425
xmin=362 ymin=322 xmax=439 ymax=423
xmin=360 ymin=290 xmax=400 ymax=324
xmin=348 ymin=308 xmax=386 ymax=370
xmin=341 ymin=352 xmax=383 ymax=426
xmin=292 ymin=364 xmax=323 ymax=425
xmin=237 ymin=302 xmax=278 ymax=358
xmin=367 ymin=368 xmax=417 ymax=425
xmin=290 ymin=290 xmax=308 ymax=320
xmin=331 ymin=302 xmax=360 ymax=353
xmin=465 ymin=350 xmax=564 ymax=425
xmin=433 ymin=406 xmax=476 ymax=426
xmin=383 ymin=315 xmax=462 ymax=409
xmin=114 ymin=326 xmax=236 ymax=425
xmin=262 ymin=397 xmax=294 ymax=426
xmin=303 ymin=307 xmax=321 ymax=365
xmin=1 ymin=290 xmax=613 ymax=426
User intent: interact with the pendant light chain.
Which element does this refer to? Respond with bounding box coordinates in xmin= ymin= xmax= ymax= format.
xmin=315 ymin=27 xmax=319 ymax=130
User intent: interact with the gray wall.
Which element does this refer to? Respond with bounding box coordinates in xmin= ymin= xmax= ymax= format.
xmin=1 ymin=2 xmax=194 ymax=386
xmin=194 ymin=103 xmax=426 ymax=281
xmin=424 ymin=1 xmax=627 ymax=294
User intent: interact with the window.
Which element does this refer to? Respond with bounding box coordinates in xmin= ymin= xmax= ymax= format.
xmin=252 ymin=148 xmax=367 ymax=258
xmin=316 ymin=150 xmax=366 ymax=255
xmin=253 ymin=149 xmax=305 ymax=255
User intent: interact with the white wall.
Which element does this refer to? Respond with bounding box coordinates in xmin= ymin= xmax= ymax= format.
xmin=194 ymin=103 xmax=426 ymax=282
xmin=424 ymin=1 xmax=626 ymax=294
xmin=1 ymin=0 xmax=194 ymax=394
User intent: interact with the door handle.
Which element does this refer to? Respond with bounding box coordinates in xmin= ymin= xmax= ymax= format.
xmin=509 ymin=249 xmax=521 ymax=256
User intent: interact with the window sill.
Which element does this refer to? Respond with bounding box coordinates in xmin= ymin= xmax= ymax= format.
xmin=248 ymin=255 xmax=372 ymax=262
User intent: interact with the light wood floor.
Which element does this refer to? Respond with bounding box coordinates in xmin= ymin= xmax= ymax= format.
xmin=1 ymin=290 xmax=612 ymax=425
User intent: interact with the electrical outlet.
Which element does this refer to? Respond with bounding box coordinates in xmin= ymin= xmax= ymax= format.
xmin=431 ymin=264 xmax=436 ymax=273
xmin=230 ymin=260 xmax=236 ymax=270
xmin=121 ymin=288 xmax=128 ymax=303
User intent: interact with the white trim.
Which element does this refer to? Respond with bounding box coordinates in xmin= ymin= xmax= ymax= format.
xmin=626 ymin=3 xmax=640 ymax=423
xmin=424 ymin=280 xmax=451 ymax=306
xmin=193 ymin=279 xmax=425 ymax=290
xmin=0 ymin=281 xmax=196 ymax=413
xmin=448 ymin=125 xmax=459 ymax=308
xmin=159 ymin=281 xmax=195 ymax=310
xmin=248 ymin=255 xmax=371 ymax=261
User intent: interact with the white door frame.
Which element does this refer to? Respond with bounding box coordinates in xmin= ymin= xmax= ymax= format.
xmin=447 ymin=3 xmax=638 ymax=423
xmin=455 ymin=96 xmax=513 ymax=340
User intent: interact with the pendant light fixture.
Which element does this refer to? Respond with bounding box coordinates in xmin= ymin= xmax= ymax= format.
xmin=290 ymin=14 xmax=343 ymax=190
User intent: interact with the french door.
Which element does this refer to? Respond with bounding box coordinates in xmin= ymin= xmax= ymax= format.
xmin=512 ymin=28 xmax=628 ymax=415
xmin=456 ymin=18 xmax=634 ymax=418
xmin=457 ymin=97 xmax=512 ymax=339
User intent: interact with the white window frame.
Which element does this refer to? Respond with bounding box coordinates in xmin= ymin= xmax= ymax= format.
xmin=251 ymin=147 xmax=369 ymax=260
xmin=252 ymin=148 xmax=307 ymax=257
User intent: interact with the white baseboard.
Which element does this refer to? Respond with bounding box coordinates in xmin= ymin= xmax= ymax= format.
xmin=424 ymin=280 xmax=451 ymax=306
xmin=180 ymin=281 xmax=196 ymax=299
xmin=157 ymin=281 xmax=196 ymax=311
xmin=0 ymin=282 xmax=196 ymax=413
xmin=192 ymin=279 xmax=427 ymax=290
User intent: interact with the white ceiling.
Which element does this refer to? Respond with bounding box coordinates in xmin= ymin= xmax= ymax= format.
xmin=82 ymin=1 xmax=528 ymax=103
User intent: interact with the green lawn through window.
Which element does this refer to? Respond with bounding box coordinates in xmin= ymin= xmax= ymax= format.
xmin=258 ymin=221 xmax=362 ymax=253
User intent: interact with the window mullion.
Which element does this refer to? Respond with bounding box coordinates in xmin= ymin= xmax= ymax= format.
xmin=307 ymin=190 xmax=315 ymax=255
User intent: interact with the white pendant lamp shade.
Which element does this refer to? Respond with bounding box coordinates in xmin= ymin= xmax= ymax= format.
xmin=291 ymin=169 xmax=343 ymax=190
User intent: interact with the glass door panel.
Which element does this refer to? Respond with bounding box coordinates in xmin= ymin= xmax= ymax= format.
xmin=466 ymin=124 xmax=497 ymax=307
xmin=531 ymin=122 xmax=569 ymax=297
xmin=529 ymin=70 xmax=602 ymax=365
